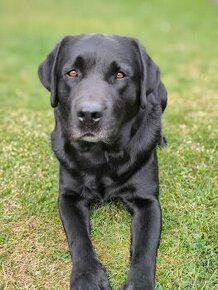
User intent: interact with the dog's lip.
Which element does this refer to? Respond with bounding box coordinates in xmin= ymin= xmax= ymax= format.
xmin=80 ymin=133 xmax=100 ymax=142
xmin=82 ymin=132 xmax=95 ymax=137
xmin=80 ymin=132 xmax=97 ymax=139
xmin=79 ymin=132 xmax=98 ymax=140
xmin=71 ymin=128 xmax=113 ymax=143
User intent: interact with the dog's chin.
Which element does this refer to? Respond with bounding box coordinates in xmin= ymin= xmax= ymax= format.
xmin=70 ymin=131 xmax=112 ymax=144
xmin=80 ymin=134 xmax=102 ymax=143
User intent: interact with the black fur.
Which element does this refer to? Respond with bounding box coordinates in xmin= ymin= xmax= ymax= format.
xmin=38 ymin=34 xmax=167 ymax=290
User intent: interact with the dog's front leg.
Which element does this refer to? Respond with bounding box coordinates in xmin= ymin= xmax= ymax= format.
xmin=58 ymin=166 xmax=111 ymax=290
xmin=121 ymin=197 xmax=161 ymax=290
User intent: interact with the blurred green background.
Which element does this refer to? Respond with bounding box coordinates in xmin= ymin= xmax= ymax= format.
xmin=0 ymin=0 xmax=217 ymax=289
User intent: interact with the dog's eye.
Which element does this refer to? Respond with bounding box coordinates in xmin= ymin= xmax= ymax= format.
xmin=67 ymin=69 xmax=78 ymax=78
xmin=115 ymin=72 xmax=126 ymax=79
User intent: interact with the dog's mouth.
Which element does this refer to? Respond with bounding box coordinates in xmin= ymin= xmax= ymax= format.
xmin=71 ymin=130 xmax=115 ymax=144
xmin=69 ymin=124 xmax=118 ymax=144
xmin=79 ymin=133 xmax=101 ymax=142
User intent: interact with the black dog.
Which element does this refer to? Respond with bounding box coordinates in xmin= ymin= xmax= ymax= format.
xmin=38 ymin=34 xmax=167 ymax=290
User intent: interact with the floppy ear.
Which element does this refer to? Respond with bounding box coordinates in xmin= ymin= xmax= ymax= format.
xmin=136 ymin=41 xmax=167 ymax=113
xmin=38 ymin=37 xmax=68 ymax=107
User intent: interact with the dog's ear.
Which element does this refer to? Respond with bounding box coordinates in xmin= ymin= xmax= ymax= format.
xmin=134 ymin=40 xmax=167 ymax=112
xmin=38 ymin=36 xmax=69 ymax=107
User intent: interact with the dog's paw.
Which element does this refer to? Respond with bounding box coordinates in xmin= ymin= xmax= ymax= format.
xmin=120 ymin=280 xmax=154 ymax=290
xmin=70 ymin=263 xmax=111 ymax=290
xmin=120 ymin=281 xmax=134 ymax=290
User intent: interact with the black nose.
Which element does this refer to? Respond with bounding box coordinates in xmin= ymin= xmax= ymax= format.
xmin=77 ymin=102 xmax=104 ymax=124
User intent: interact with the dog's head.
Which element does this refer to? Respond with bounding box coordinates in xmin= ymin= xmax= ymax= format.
xmin=38 ymin=34 xmax=167 ymax=144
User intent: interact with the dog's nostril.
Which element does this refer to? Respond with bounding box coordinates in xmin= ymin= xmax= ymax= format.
xmin=77 ymin=110 xmax=103 ymax=123
xmin=77 ymin=111 xmax=86 ymax=121
xmin=91 ymin=111 xmax=102 ymax=121
xmin=77 ymin=102 xmax=104 ymax=123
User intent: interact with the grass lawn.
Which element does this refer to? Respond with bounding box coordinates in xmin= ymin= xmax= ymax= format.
xmin=0 ymin=0 xmax=217 ymax=289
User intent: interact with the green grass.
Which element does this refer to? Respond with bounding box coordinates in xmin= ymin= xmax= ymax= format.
xmin=0 ymin=0 xmax=217 ymax=289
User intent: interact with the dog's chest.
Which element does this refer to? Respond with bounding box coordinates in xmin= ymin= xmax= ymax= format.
xmin=82 ymin=168 xmax=115 ymax=201
xmin=77 ymin=146 xmax=128 ymax=201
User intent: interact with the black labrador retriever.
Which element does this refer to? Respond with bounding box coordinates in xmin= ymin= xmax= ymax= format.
xmin=38 ymin=34 xmax=167 ymax=290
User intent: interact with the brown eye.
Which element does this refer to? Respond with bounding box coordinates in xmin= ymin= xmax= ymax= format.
xmin=115 ymin=71 xmax=126 ymax=79
xmin=67 ymin=69 xmax=78 ymax=77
